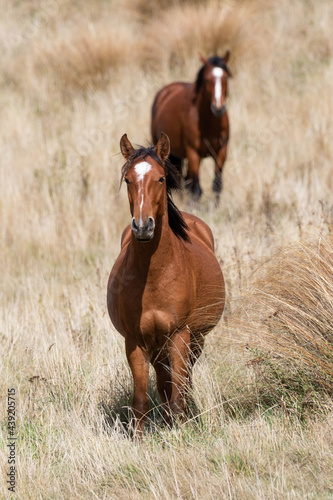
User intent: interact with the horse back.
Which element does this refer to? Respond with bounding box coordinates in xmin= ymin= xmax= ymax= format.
xmin=152 ymin=82 xmax=193 ymax=119
xmin=151 ymin=82 xmax=194 ymax=155
xmin=182 ymin=212 xmax=215 ymax=251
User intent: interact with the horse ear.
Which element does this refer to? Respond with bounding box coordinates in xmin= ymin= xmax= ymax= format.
xmin=155 ymin=132 xmax=170 ymax=162
xmin=199 ymin=53 xmax=208 ymax=65
xmin=120 ymin=134 xmax=134 ymax=160
xmin=222 ymin=50 xmax=231 ymax=63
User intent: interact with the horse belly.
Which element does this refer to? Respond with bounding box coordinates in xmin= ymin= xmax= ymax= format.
xmin=183 ymin=241 xmax=225 ymax=335
xmin=194 ymin=267 xmax=224 ymax=334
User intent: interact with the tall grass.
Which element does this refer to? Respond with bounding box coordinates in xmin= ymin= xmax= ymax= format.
xmin=135 ymin=0 xmax=264 ymax=70
xmin=227 ymin=237 xmax=333 ymax=415
xmin=36 ymin=26 xmax=137 ymax=91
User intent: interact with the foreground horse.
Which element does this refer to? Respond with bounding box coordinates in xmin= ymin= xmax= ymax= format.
xmin=151 ymin=52 xmax=232 ymax=202
xmin=107 ymin=133 xmax=225 ymax=437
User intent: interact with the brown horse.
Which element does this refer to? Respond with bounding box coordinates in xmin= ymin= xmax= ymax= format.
xmin=151 ymin=52 xmax=232 ymax=202
xmin=107 ymin=133 xmax=225 ymax=438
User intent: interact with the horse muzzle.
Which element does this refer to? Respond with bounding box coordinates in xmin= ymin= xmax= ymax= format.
xmin=131 ymin=217 xmax=155 ymax=241
xmin=211 ymin=104 xmax=226 ymax=117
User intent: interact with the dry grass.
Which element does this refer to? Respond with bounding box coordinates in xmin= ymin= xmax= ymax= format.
xmin=35 ymin=26 xmax=137 ymax=92
xmin=243 ymin=238 xmax=333 ymax=375
xmin=124 ymin=0 xmax=209 ymax=22
xmin=1 ymin=0 xmax=333 ymax=497
xmin=226 ymin=237 xmax=333 ymax=415
xmin=135 ymin=0 xmax=267 ymax=71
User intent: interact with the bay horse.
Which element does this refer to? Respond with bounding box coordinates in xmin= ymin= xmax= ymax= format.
xmin=151 ymin=52 xmax=232 ymax=202
xmin=107 ymin=133 xmax=225 ymax=438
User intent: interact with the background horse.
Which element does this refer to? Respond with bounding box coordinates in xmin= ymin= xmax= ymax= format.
xmin=151 ymin=51 xmax=232 ymax=202
xmin=107 ymin=133 xmax=225 ymax=438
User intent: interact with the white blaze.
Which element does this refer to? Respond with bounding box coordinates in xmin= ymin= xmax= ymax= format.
xmin=134 ymin=161 xmax=151 ymax=181
xmin=212 ymin=67 xmax=223 ymax=108
xmin=134 ymin=161 xmax=151 ymax=224
xmin=140 ymin=194 xmax=144 ymax=225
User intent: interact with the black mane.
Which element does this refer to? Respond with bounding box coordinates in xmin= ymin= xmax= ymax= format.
xmin=195 ymin=55 xmax=232 ymax=96
xmin=121 ymin=146 xmax=190 ymax=242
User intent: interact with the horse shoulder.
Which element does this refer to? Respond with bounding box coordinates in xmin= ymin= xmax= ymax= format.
xmin=182 ymin=212 xmax=215 ymax=251
xmin=120 ymin=225 xmax=131 ymax=249
xmin=153 ymin=83 xmax=194 ymax=119
xmin=107 ymin=228 xmax=132 ymax=336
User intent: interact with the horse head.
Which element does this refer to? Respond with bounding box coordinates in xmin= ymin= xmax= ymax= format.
xmin=197 ymin=51 xmax=232 ymax=117
xmin=120 ymin=133 xmax=170 ymax=242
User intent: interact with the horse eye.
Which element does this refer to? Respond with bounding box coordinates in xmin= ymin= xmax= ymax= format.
xmin=124 ymin=178 xmax=129 ymax=184
xmin=158 ymin=177 xmax=165 ymax=183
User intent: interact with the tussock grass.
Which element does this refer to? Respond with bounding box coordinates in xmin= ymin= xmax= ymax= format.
xmin=125 ymin=0 xmax=212 ymax=22
xmin=136 ymin=0 xmax=265 ymax=71
xmin=35 ymin=26 xmax=137 ymax=92
xmin=227 ymin=237 xmax=333 ymax=414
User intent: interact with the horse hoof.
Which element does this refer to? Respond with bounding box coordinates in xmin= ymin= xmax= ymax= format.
xmin=192 ymin=184 xmax=202 ymax=200
xmin=193 ymin=191 xmax=202 ymax=202
xmin=212 ymin=176 xmax=223 ymax=194
xmin=185 ymin=180 xmax=202 ymax=200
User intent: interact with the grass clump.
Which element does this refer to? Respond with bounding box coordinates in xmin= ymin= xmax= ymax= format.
xmin=136 ymin=0 xmax=264 ymax=71
xmin=229 ymin=236 xmax=333 ymax=416
xmin=35 ymin=26 xmax=137 ymax=92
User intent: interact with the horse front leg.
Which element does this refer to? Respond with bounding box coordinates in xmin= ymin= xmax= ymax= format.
xmin=168 ymin=327 xmax=191 ymax=420
xmin=152 ymin=351 xmax=172 ymax=426
xmin=125 ymin=337 xmax=150 ymax=440
xmin=213 ymin=143 xmax=228 ymax=204
xmin=186 ymin=148 xmax=202 ymax=200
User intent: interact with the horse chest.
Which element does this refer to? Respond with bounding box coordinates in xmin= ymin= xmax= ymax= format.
xmin=138 ymin=309 xmax=178 ymax=350
xmin=187 ymin=110 xmax=227 ymax=156
xmin=201 ymin=136 xmax=225 ymax=157
xmin=116 ymin=263 xmax=194 ymax=349
xmin=119 ymin=299 xmax=182 ymax=351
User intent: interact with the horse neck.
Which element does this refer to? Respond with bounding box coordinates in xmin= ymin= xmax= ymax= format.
xmin=129 ymin=211 xmax=175 ymax=272
xmin=196 ymin=88 xmax=211 ymax=115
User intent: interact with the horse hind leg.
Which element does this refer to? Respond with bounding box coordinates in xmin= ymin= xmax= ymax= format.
xmin=212 ymin=172 xmax=223 ymax=195
xmin=213 ymin=144 xmax=227 ymax=204
xmin=186 ymin=150 xmax=202 ymax=200
xmin=212 ymin=174 xmax=223 ymax=206
xmin=168 ymin=154 xmax=184 ymax=187
xmin=188 ymin=333 xmax=205 ymax=385
xmin=169 ymin=154 xmax=182 ymax=173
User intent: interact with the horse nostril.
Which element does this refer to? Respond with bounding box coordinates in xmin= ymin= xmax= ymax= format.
xmin=147 ymin=217 xmax=155 ymax=231
xmin=211 ymin=103 xmax=226 ymax=117
xmin=131 ymin=218 xmax=139 ymax=231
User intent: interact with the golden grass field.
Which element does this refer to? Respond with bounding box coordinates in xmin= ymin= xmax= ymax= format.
xmin=1 ymin=0 xmax=333 ymax=498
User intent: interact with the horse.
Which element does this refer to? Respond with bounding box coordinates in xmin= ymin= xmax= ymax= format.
xmin=151 ymin=51 xmax=232 ymax=202
xmin=107 ymin=133 xmax=225 ymax=438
